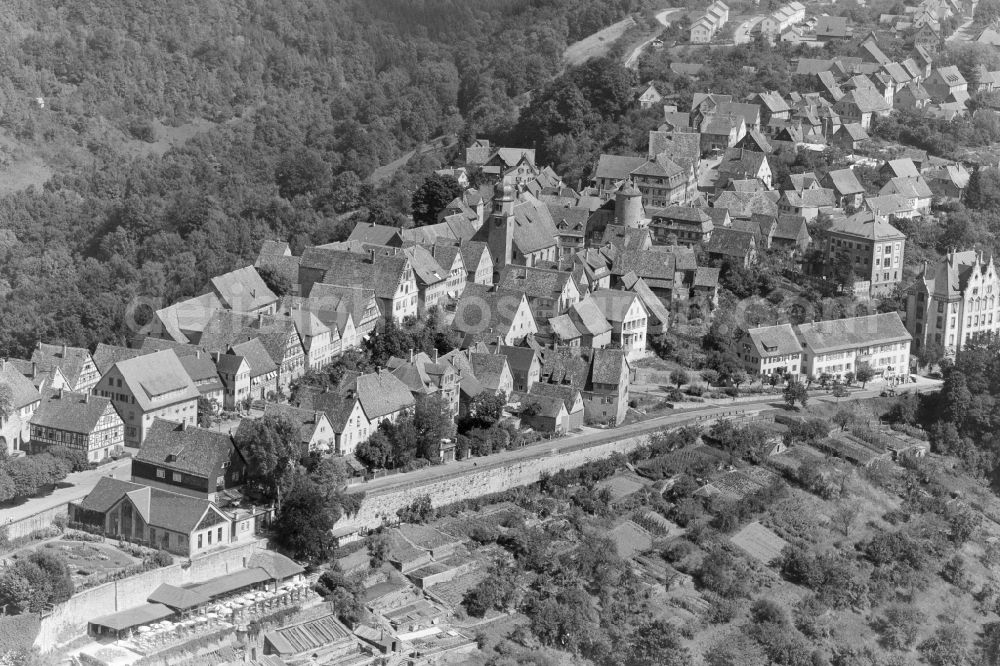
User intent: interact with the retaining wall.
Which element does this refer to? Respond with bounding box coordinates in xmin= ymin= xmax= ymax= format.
xmin=335 ymin=433 xmax=650 ymax=533
xmin=36 ymin=539 xmax=267 ymax=650
xmin=5 ymin=503 xmax=69 ymax=540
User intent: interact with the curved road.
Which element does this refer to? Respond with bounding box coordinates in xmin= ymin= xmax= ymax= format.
xmin=625 ymin=8 xmax=683 ymax=69
xmin=349 ymin=378 xmax=941 ymax=496
xmin=734 ymin=15 xmax=766 ymax=44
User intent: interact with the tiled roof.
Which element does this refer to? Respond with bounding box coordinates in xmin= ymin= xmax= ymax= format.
xmin=113 ymin=350 xmax=200 ymax=412
xmin=495 ymin=345 xmax=538 ymax=375
xmin=773 ymin=214 xmax=808 ymax=241
xmin=595 ymin=154 xmax=647 ymax=181
xmin=401 ymin=215 xmax=477 ymax=245
xmin=135 ymin=419 xmax=238 ymax=478
xmin=838 ymin=87 xmax=891 ymax=113
xmin=348 ymin=223 xmax=402 ymax=247
xmin=838 ymin=123 xmax=870 ymax=141
xmin=308 ymin=283 xmax=379 ymax=330
xmin=254 ymin=254 xmax=301 ymax=290
xmin=705 ymin=227 xmax=755 ymax=258
xmin=154 ymin=293 xmax=225 ymax=343
xmin=470 ymin=353 xmax=510 ymax=392
xmin=258 ymin=240 xmax=291 ymax=259
xmin=694 ymin=266 xmax=721 ymax=288
xmin=591 ymin=348 xmax=628 ymax=384
xmin=497 ymin=266 xmax=573 ymax=301
xmin=823 ymin=168 xmax=866 ymax=196
xmin=78 ymin=477 xmax=146 ymax=513
xmin=528 ymin=382 xmax=581 ymax=413
xmin=865 ymin=194 xmax=912 ymax=215
xmin=453 ymin=283 xmax=533 ymax=342
xmin=263 ymin=403 xmax=326 ymax=446
xmin=30 ymin=389 xmax=118 ymax=434
xmin=179 ymin=353 xmax=222 ymax=387
xmin=303 ymin=247 xmax=409 ymax=301
xmin=712 ymin=191 xmax=780 ymax=218
xmin=471 ymin=192 xmax=559 ymax=255
xmin=403 ymin=244 xmax=447 ymax=287
xmin=147 ymin=584 xmax=211 ymax=611
xmin=747 ymin=324 xmax=802 ymax=357
xmin=828 ymin=210 xmax=906 ymax=240
xmin=782 ymin=188 xmax=835 ymax=208
xmin=93 ymin=343 xmax=142 ymax=375
xmin=199 ymin=310 xmax=299 ymax=368
xmin=31 ymin=343 xmax=94 ymax=390
xmin=228 ymin=338 xmax=278 ymax=377
xmin=590 ymin=290 xmax=644 ymax=323
xmin=568 ymin=298 xmax=613 ymax=336
xmin=796 ymin=313 xmax=911 ymax=353
xmin=880 ymin=176 xmax=933 ymax=199
xmin=210 ymin=266 xmax=278 ymax=312
xmin=757 ymin=91 xmax=790 ymax=113
xmin=294 ymin=387 xmax=360 ymax=432
xmin=610 ymin=248 xmax=676 ymax=284
xmin=354 ymin=370 xmax=416 ymax=419
xmin=815 ymin=15 xmax=850 ymax=38
xmin=143 ymin=488 xmax=217 ymax=534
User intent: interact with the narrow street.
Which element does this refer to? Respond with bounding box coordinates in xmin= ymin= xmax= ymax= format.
xmin=624 ymin=8 xmax=683 ymax=69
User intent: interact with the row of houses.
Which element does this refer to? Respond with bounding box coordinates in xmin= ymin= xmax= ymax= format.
xmin=690 ymin=1 xmax=730 ymax=44
xmin=737 ymin=312 xmax=912 ymax=382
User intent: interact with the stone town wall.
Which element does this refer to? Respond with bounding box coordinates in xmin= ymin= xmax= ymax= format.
xmin=336 ymin=433 xmax=650 ymax=533
xmin=36 ymin=539 xmax=267 ymax=650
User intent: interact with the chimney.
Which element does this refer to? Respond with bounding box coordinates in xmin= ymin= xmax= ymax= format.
xmin=410 ymin=348 xmax=414 ymax=363
xmin=30 ymin=362 xmax=36 ymax=378
xmin=434 ymin=349 xmax=439 ymax=362
xmin=315 ymin=411 xmax=322 ymax=424
xmin=196 ymin=349 xmax=201 ymax=359
xmin=211 ymin=351 xmax=220 ymax=362
xmin=59 ymin=388 xmax=64 ymax=399
xmin=368 ymin=248 xmax=376 ymax=263
xmin=496 ymin=336 xmax=502 ymax=352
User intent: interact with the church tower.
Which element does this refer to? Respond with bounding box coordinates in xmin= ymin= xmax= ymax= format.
xmin=487 ymin=183 xmax=516 ymax=269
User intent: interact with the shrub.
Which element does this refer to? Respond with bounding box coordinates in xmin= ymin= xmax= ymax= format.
xmin=52 ymin=514 xmax=68 ymax=532
xmin=149 ymin=550 xmax=174 ymax=567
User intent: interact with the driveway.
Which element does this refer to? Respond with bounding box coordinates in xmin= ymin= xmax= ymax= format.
xmin=734 ymin=16 xmax=765 ymax=44
xmin=1 ymin=458 xmax=132 ymax=524
xmin=624 ymin=8 xmax=683 ymax=69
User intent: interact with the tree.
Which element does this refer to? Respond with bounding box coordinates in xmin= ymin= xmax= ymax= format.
xmin=411 ymin=174 xmax=462 ymax=226
xmin=365 ymin=530 xmax=390 ymax=569
xmin=272 ymin=477 xmax=338 ymax=563
xmin=0 ymin=550 xmax=73 ymax=613
xmin=412 ymin=394 xmax=456 ymax=462
xmin=625 ymin=619 xmax=692 ymax=666
xmin=316 ymin=566 xmax=366 ymax=627
xmin=783 ymin=380 xmax=808 ymax=409
xmin=670 ymin=368 xmax=689 ymax=388
xmin=832 ymin=410 xmax=854 ymax=431
xmin=831 ymin=383 xmax=848 ymax=401
xmin=919 ymin=624 xmax=968 ymax=666
xmin=354 ymin=430 xmax=392 ymax=470
xmin=831 ymin=501 xmax=861 ymax=536
xmin=275 ymin=148 xmax=332 ymax=200
xmin=256 ymin=264 xmax=292 ymax=297
xmin=461 ymin=390 xmax=506 ymax=431
xmin=854 ymin=362 xmax=875 ymax=389
xmin=397 ymin=494 xmax=434 ymax=523
xmin=463 ymin=558 xmax=522 ymax=617
xmin=234 ymin=415 xmax=302 ymax=511
xmin=916 ymin=341 xmax=945 ymax=370
xmin=0 ymin=383 xmax=12 ymax=421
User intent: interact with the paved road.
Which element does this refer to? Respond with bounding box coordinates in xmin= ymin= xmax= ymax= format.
xmin=1 ymin=458 xmax=131 ymax=523
xmin=350 ymin=378 xmax=942 ymax=496
xmin=734 ymin=15 xmax=765 ymax=44
xmin=624 ymin=8 xmax=683 ymax=69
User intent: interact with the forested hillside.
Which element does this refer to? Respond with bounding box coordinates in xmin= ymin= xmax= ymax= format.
xmin=0 ymin=0 xmax=642 ymax=357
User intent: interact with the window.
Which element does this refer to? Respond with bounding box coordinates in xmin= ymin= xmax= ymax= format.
xmin=197 ymin=534 xmax=203 ymax=549
xmin=156 ymin=468 xmax=165 ymax=479
xmin=172 ymin=472 xmax=182 ymax=482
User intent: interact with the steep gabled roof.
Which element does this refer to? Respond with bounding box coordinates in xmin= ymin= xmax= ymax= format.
xmin=303 ymin=247 xmax=410 ymax=301
xmin=136 ymin=419 xmax=240 ymax=478
xmin=347 ymin=223 xmax=403 ymax=247
xmin=747 ymin=324 xmax=802 ymax=357
xmin=590 ymin=290 xmax=645 ymax=323
xmin=823 ymin=168 xmax=866 ymax=196
xmin=112 ymin=350 xmax=200 ymax=411
xmin=31 ymin=344 xmax=94 ymax=390
xmin=210 ymin=266 xmax=277 ymax=312
xmin=30 ymin=389 xmax=117 ymax=434
xmin=497 ymin=265 xmax=573 ymax=301
xmin=93 ymin=343 xmax=143 ymax=376
xmin=354 ymin=370 xmax=416 ymax=419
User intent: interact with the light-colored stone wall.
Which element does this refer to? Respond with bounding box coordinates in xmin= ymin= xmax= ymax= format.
xmin=336 ymin=433 xmax=650 ymax=533
xmin=5 ymin=503 xmax=68 ymax=540
xmin=36 ymin=539 xmax=267 ymax=650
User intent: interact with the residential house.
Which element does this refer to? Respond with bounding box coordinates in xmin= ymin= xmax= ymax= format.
xmin=198 ymin=311 xmax=305 ymax=392
xmin=401 ymin=244 xmax=452 ymax=314
xmin=771 ymin=214 xmax=812 ymax=253
xmin=815 ymin=16 xmax=851 ymax=41
xmin=821 ymin=168 xmax=867 ymax=209
xmin=31 ymin=343 xmax=100 ymax=393
xmin=223 ymin=339 xmax=278 ymax=403
xmin=178 ymin=352 xmax=225 ymax=409
xmin=735 ymin=324 xmax=803 ymax=379
xmin=29 ymin=389 xmax=124 ymax=462
xmin=209 ymin=266 xmax=278 ymax=315
xmin=425 ymin=243 xmax=468 ymax=301
xmin=353 ymin=370 xmax=417 ymax=430
xmin=590 ymin=290 xmax=649 ymax=359
xmin=705 ymin=228 xmax=758 ymax=267
xmin=797 ymin=313 xmax=912 ymax=380
xmin=132 ymin=419 xmax=247 ymax=502
xmin=924 ymin=66 xmax=968 ymax=102
xmin=700 ymin=114 xmax=748 ymax=153
xmin=70 ymin=477 xmax=234 ymax=557
xmin=648 ymin=206 xmax=714 ymax=246
xmin=493 ymin=345 xmax=541 ymax=393
xmin=619 ymin=275 xmax=672 ymax=334
xmin=833 ymin=88 xmax=891 ymax=129
xmin=5 ymin=358 xmax=68 ymax=394
xmin=255 ymin=240 xmax=302 ymax=297
xmin=817 ymin=210 xmax=907 ymax=296
xmin=300 ymin=246 xmax=418 ymax=323
xmin=759 ymin=1 xmax=806 ymax=38
xmin=497 ymin=265 xmax=581 ymax=321
xmin=689 ymin=1 xmax=730 ymax=43
xmin=93 ymin=350 xmax=200 ymax=447
xmin=469 ymin=352 xmax=515 ymax=397
xmin=154 ymin=293 xmax=225 ymax=345
xmin=778 ymin=188 xmax=836 ymax=221
xmin=480 ymin=147 xmax=539 ymax=187
xmin=347 ymin=223 xmax=404 ymax=248
xmin=717 ymin=149 xmax=772 ymax=190
xmin=294 ymin=387 xmax=369 ymax=457
xmin=754 ymin=92 xmax=792 ymax=125
xmin=535 ymin=347 xmax=632 ymax=426
xmin=638 ymin=83 xmax=662 ymax=109
xmin=925 ymin=163 xmax=970 ymax=201
xmin=910 ymin=23 xmax=941 ymax=51
xmin=878 ymin=176 xmax=934 ymax=216
xmin=452 ymin=283 xmax=538 ymax=347
xmin=0 ymin=361 xmax=41 ymax=455
xmin=518 ymin=393 xmax=570 ymax=435
xmin=895 ymin=80 xmax=932 ymax=111
xmin=263 ymin=403 xmax=335 ymax=453
xmin=388 ymin=350 xmax=461 ymax=418
xmin=308 ymin=283 xmax=381 ymax=341
xmin=275 ymin=300 xmax=337 ymax=371
xmin=831 ymin=123 xmax=870 ymax=151
xmin=906 ymin=250 xmax=1000 ymax=353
